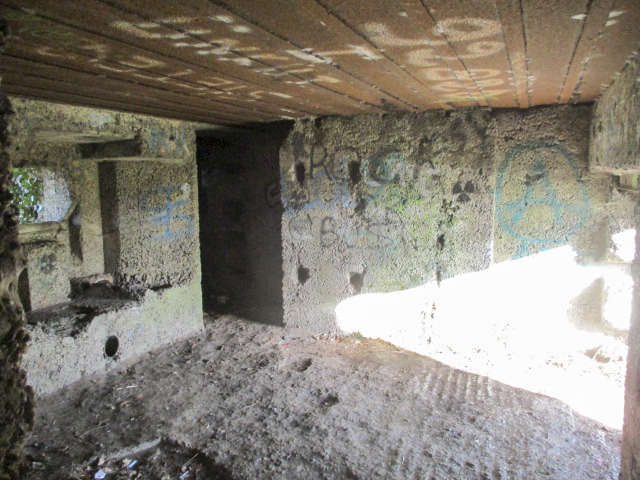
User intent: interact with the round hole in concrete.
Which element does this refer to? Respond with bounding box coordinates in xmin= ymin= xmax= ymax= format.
xmin=350 ymin=272 xmax=364 ymax=294
xmin=105 ymin=335 xmax=119 ymax=358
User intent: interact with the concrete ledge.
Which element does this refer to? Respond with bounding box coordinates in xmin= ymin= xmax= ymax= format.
xmin=23 ymin=283 xmax=203 ymax=396
xmin=89 ymin=156 xmax=188 ymax=164
xmin=34 ymin=130 xmax=136 ymax=144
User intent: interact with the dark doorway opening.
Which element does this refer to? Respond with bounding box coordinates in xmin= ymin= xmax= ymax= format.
xmin=197 ymin=122 xmax=292 ymax=326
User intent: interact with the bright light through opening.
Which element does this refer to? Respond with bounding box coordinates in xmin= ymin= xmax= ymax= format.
xmin=336 ymin=243 xmax=633 ymax=429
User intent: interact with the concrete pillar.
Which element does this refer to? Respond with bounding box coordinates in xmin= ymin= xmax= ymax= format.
xmin=623 ymin=202 xmax=640 ymax=479
xmin=590 ymin=55 xmax=640 ymax=480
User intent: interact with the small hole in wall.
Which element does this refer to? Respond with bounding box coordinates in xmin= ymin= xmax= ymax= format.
xmin=105 ymin=336 xmax=119 ymax=358
xmin=350 ymin=272 xmax=364 ymax=294
xmin=295 ymin=162 xmax=305 ymax=186
xmin=437 ymin=234 xmax=445 ymax=250
xmin=464 ymin=181 xmax=474 ymax=193
xmin=457 ymin=193 xmax=470 ymax=203
xmin=298 ymin=266 xmax=310 ymax=285
xmin=18 ymin=268 xmax=31 ymax=313
xmin=348 ymin=161 xmax=362 ymax=185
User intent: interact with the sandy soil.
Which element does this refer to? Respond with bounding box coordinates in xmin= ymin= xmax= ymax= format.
xmin=25 ymin=315 xmax=621 ymax=480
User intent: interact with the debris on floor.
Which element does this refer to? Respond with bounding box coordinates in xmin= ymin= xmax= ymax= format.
xmin=32 ymin=439 xmax=232 ymax=480
xmin=25 ymin=315 xmax=623 ymax=480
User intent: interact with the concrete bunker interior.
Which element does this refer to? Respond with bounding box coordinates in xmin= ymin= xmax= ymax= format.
xmin=1 ymin=2 xmax=640 ymax=479
xmin=5 ymin=99 xmax=204 ymax=396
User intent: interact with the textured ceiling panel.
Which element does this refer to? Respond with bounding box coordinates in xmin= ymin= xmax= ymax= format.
xmin=1 ymin=0 xmax=638 ymax=125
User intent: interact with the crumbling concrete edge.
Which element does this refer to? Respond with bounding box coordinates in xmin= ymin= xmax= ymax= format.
xmin=0 ymin=18 xmax=35 ymax=480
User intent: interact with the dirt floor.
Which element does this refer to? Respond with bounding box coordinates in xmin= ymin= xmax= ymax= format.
xmin=25 ymin=314 xmax=622 ymax=480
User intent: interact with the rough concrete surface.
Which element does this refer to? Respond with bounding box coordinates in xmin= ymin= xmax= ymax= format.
xmin=24 ymin=316 xmax=622 ymax=480
xmin=588 ymin=51 xmax=640 ymax=480
xmin=4 ymin=98 xmax=204 ymax=396
xmin=0 ymin=24 xmax=35 ymax=479
xmin=8 ymin=96 xmax=203 ymax=292
xmin=490 ymin=106 xmax=609 ymax=262
xmin=281 ymin=110 xmax=496 ymax=333
xmin=622 ymin=201 xmax=640 ymax=480
xmin=7 ymin=97 xmax=195 ymax=164
xmin=599 ymin=58 xmax=640 ymax=480
xmin=100 ymin=159 xmax=201 ymax=289
xmin=280 ymin=105 xmax=632 ymax=336
xmin=20 ymin=226 xmax=73 ymax=310
xmin=590 ymin=57 xmax=640 ymax=174
xmin=22 ymin=283 xmax=203 ymax=396
xmin=277 ymin=104 xmax=633 ymax=434
xmin=38 ymin=169 xmax=72 ymax=223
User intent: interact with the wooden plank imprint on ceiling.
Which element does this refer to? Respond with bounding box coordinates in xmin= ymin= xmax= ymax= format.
xmin=0 ymin=0 xmax=639 ymax=125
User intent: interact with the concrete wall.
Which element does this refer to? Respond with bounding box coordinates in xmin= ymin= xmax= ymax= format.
xmin=281 ymin=106 xmax=627 ymax=332
xmin=6 ymin=98 xmax=204 ymax=395
xmin=23 ymin=284 xmax=202 ymax=396
xmin=280 ymin=105 xmax=634 ymax=426
xmin=594 ymin=57 xmax=640 ymax=480
xmin=590 ymin=58 xmax=640 ymax=175
xmin=198 ymin=124 xmax=289 ymax=325
xmin=99 ymin=161 xmax=200 ymax=288
xmin=21 ymin=232 xmax=73 ymax=310
xmin=281 ymin=110 xmax=500 ymax=332
xmin=625 ymin=202 xmax=640 ymax=479
xmin=491 ymin=108 xmax=611 ymax=261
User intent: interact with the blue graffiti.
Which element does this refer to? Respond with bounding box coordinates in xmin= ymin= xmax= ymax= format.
xmin=140 ymin=185 xmax=194 ymax=241
xmin=88 ymin=112 xmax=113 ymax=128
xmin=496 ymin=141 xmax=589 ymax=258
xmin=344 ymin=217 xmax=399 ymax=252
xmin=280 ymin=149 xmax=406 ymax=253
xmin=148 ymin=127 xmax=189 ymax=157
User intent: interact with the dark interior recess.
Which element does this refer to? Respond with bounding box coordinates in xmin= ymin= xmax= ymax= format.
xmin=18 ymin=268 xmax=31 ymax=313
xmin=348 ymin=161 xmax=362 ymax=186
xmin=298 ymin=266 xmax=311 ymax=285
xmin=104 ymin=335 xmax=119 ymax=358
xmin=349 ymin=272 xmax=364 ymax=294
xmin=197 ymin=122 xmax=292 ymax=326
xmin=295 ymin=162 xmax=306 ymax=186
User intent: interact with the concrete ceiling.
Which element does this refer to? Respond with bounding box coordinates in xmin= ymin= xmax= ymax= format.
xmin=1 ymin=0 xmax=639 ymax=126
